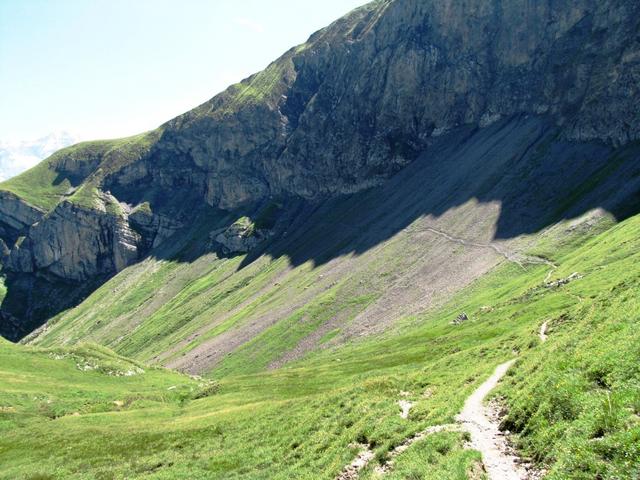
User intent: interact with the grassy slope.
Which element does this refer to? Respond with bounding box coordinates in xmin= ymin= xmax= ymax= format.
xmin=0 ymin=131 xmax=159 ymax=212
xmin=0 ymin=142 xmax=112 ymax=211
xmin=29 ymin=189 xmax=514 ymax=375
xmin=27 ymin=212 xmax=450 ymax=372
xmin=28 ymin=218 xmax=353 ymax=362
xmin=1 ymin=213 xmax=638 ymax=479
xmin=497 ymin=220 xmax=640 ymax=478
xmin=0 ymin=341 xmax=200 ymax=424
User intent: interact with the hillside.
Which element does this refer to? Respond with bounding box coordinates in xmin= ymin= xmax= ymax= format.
xmin=1 ymin=203 xmax=639 ymax=479
xmin=0 ymin=0 xmax=639 ymax=478
xmin=23 ymin=117 xmax=640 ymax=378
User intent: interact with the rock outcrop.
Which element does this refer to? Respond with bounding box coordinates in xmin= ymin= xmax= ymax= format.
xmin=4 ymin=200 xmax=140 ymax=282
xmin=210 ymin=217 xmax=272 ymax=255
xmin=0 ymin=191 xmax=45 ymax=244
xmin=128 ymin=203 xmax=183 ymax=251
xmin=13 ymin=0 xmax=636 ymax=215
xmin=152 ymin=0 xmax=639 ymax=211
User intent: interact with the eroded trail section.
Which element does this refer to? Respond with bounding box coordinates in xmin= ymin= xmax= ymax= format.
xmin=336 ymin=446 xmax=375 ymax=480
xmin=457 ymin=360 xmax=530 ymax=480
xmin=539 ymin=322 xmax=548 ymax=342
xmin=337 ymin=346 xmax=549 ymax=478
xmin=335 ymin=425 xmax=460 ymax=480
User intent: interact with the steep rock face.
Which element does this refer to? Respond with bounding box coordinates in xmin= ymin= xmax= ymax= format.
xmin=4 ymin=200 xmax=140 ymax=282
xmin=0 ymin=192 xmax=45 ymax=244
xmin=6 ymin=0 xmax=639 ymax=228
xmin=128 ymin=205 xmax=184 ymax=251
xmin=142 ymin=0 xmax=639 ymax=211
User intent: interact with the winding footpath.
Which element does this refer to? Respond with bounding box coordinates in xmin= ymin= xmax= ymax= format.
xmin=336 ymin=323 xmax=551 ymax=479
xmin=407 ymin=225 xmax=556 ymax=271
xmin=457 ymin=325 xmax=549 ymax=479
xmin=456 ymin=360 xmax=529 ymax=480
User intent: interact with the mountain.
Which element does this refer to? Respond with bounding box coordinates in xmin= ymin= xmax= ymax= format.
xmin=0 ymin=0 xmax=638 ymax=339
xmin=0 ymin=1 xmax=639 ymax=478
xmin=0 ymin=132 xmax=77 ymax=182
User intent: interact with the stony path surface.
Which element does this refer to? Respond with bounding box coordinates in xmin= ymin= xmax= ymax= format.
xmin=456 ymin=360 xmax=530 ymax=480
xmin=335 ymin=425 xmax=460 ymax=479
xmin=336 ymin=446 xmax=376 ymax=480
xmin=408 ymin=226 xmax=555 ymax=270
xmin=373 ymin=424 xmax=460 ymax=475
xmin=455 ymin=326 xmax=549 ymax=479
xmin=539 ymin=322 xmax=548 ymax=342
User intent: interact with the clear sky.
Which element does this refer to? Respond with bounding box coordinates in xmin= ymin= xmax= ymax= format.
xmin=0 ymin=0 xmax=367 ymax=142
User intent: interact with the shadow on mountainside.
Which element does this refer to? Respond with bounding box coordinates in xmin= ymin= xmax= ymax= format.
xmin=240 ymin=115 xmax=640 ymax=269
xmin=2 ymin=115 xmax=639 ymax=341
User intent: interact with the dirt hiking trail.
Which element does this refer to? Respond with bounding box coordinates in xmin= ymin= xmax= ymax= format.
xmin=456 ymin=360 xmax=531 ymax=480
xmin=336 ymin=326 xmax=551 ymax=479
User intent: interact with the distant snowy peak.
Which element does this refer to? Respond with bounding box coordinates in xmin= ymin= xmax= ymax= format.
xmin=0 ymin=132 xmax=77 ymax=181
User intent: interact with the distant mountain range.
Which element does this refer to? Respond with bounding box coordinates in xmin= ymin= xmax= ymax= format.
xmin=0 ymin=132 xmax=77 ymax=181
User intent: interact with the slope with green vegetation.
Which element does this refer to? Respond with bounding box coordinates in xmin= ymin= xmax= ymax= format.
xmin=1 ymin=0 xmax=639 ymax=477
xmin=0 ymin=131 xmax=160 ymax=212
xmin=25 ymin=118 xmax=639 ymax=379
xmin=1 ymin=208 xmax=638 ymax=479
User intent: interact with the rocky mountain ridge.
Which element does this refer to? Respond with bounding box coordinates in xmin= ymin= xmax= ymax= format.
xmin=0 ymin=0 xmax=639 ymax=338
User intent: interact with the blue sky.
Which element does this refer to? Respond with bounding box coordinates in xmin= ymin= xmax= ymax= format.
xmin=0 ymin=0 xmax=367 ymax=142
